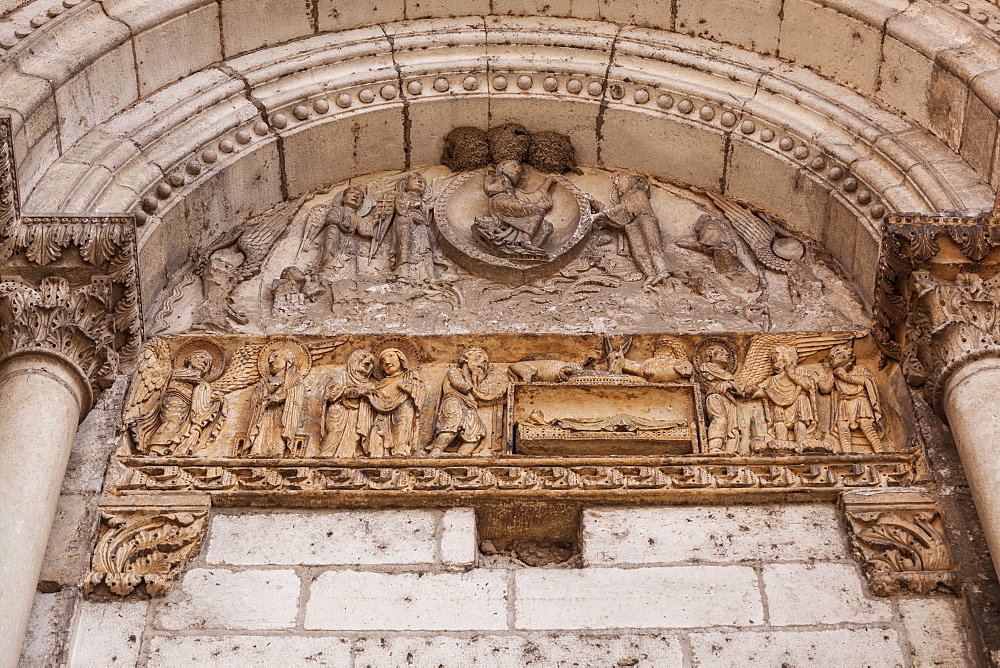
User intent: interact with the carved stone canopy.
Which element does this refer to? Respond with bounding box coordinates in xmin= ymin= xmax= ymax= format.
xmin=0 ymin=117 xmax=142 ymax=407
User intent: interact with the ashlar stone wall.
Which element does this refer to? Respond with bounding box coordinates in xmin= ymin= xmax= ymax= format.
xmin=59 ymin=504 xmax=972 ymax=667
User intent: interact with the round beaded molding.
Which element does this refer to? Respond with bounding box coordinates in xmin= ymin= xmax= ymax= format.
xmin=134 ymin=69 xmax=888 ymax=224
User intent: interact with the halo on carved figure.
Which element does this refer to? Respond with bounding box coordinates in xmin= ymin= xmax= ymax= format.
xmin=257 ymin=338 xmax=312 ymax=377
xmin=332 ymin=185 xmax=375 ymax=217
xmin=694 ymin=338 xmax=739 ymax=375
xmin=433 ymin=165 xmax=593 ymax=284
xmin=173 ymin=339 xmax=226 ymax=382
xmin=371 ymin=336 xmax=423 ymax=369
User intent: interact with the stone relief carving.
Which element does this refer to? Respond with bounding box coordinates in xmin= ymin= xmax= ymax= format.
xmin=148 ymin=126 xmax=867 ymax=337
xmin=85 ymin=495 xmax=209 ymax=598
xmin=842 ymin=489 xmax=959 ymax=596
xmin=114 ymin=332 xmax=919 ymax=502
xmin=0 ymin=117 xmax=141 ymax=396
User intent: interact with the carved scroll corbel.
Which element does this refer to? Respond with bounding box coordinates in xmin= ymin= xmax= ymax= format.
xmin=85 ymin=494 xmax=209 ymax=598
xmin=841 ymin=488 xmax=958 ymax=596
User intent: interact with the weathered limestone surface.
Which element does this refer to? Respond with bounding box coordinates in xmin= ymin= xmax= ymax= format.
xmin=50 ymin=505 xmax=974 ymax=665
xmin=583 ymin=504 xmax=849 ymax=565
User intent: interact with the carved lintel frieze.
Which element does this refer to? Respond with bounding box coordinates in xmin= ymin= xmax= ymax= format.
xmin=85 ymin=494 xmax=209 ymax=598
xmin=841 ymin=488 xmax=959 ymax=596
xmin=0 ymin=117 xmax=142 ymax=400
xmin=873 ymin=213 xmax=1000 ymax=409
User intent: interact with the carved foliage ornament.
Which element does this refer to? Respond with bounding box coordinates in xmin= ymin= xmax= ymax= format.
xmin=85 ymin=499 xmax=208 ymax=598
xmin=842 ymin=489 xmax=958 ymax=596
xmin=0 ymin=117 xmax=142 ymax=395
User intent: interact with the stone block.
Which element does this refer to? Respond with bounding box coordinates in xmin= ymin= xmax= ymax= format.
xmin=689 ymin=629 xmax=907 ymax=666
xmin=318 ymin=0 xmax=405 ymax=31
xmin=281 ymin=108 xmax=406 ymax=199
xmin=353 ymin=633 xmax=684 ymax=667
xmin=763 ymin=563 xmax=894 ymax=626
xmin=676 ymin=0 xmax=781 ymax=54
xmin=405 ymin=0 xmax=490 ymax=20
xmin=897 ymin=597 xmax=972 ymax=667
xmin=778 ymin=0 xmax=883 ymax=95
xmin=960 ymin=92 xmax=998 ymax=182
xmin=598 ymin=0 xmax=672 ymax=28
xmin=205 ymin=510 xmax=439 ymax=566
xmin=55 ymin=43 xmax=139 ymax=149
xmin=926 ymin=64 xmax=968 ymax=152
xmin=878 ymin=36 xmax=934 ymax=128
xmin=305 ymin=570 xmax=507 ymax=630
xmin=20 ymin=591 xmax=75 ymax=668
xmin=441 ymin=508 xmax=477 ymax=567
xmin=155 ymin=569 xmax=300 ymax=630
xmin=146 ymin=636 xmax=353 ymax=666
xmin=723 ymin=136 xmax=830 ymax=244
xmin=65 ymin=599 xmax=149 ymax=668
xmin=491 ymin=0 xmax=573 ymax=16
xmin=134 ymin=3 xmax=222 ymax=97
xmin=514 ymin=566 xmax=763 ymax=629
xmin=600 ymin=108 xmax=726 ymax=192
xmin=583 ymin=504 xmax=849 ymax=565
xmin=219 ymin=0 xmax=312 ymax=58
xmin=38 ymin=493 xmax=98 ymax=588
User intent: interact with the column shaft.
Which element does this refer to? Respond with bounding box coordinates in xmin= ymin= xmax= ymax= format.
xmin=0 ymin=353 xmax=87 ymax=668
xmin=943 ymin=357 xmax=1000 ymax=579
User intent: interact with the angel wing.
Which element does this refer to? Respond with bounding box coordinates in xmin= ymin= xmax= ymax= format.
xmin=368 ymin=187 xmax=398 ymax=260
xmin=122 ymin=339 xmax=172 ymax=431
xmin=307 ymin=338 xmax=349 ymax=362
xmin=706 ymin=192 xmax=791 ymax=273
xmin=209 ymin=343 xmax=265 ymax=400
xmin=299 ymin=202 xmax=331 ymax=254
xmin=735 ymin=333 xmax=856 ymax=387
xmin=654 ymin=336 xmax=688 ymax=360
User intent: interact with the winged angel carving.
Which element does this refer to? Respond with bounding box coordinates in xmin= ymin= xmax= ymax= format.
xmin=734 ymin=333 xmax=855 ymax=449
xmin=123 ymin=338 xmax=344 ymax=456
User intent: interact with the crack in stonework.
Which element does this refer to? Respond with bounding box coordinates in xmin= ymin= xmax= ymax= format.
xmin=381 ymin=25 xmax=411 ymax=170
xmin=594 ymin=26 xmax=622 ymax=167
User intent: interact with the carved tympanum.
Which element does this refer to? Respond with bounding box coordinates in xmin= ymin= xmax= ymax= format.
xmin=149 ymin=128 xmax=867 ymax=337
xmin=842 ymin=489 xmax=959 ymax=596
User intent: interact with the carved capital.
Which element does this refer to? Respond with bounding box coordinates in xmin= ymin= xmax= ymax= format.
xmin=85 ymin=494 xmax=209 ymax=598
xmin=0 ymin=117 xmax=142 ymax=400
xmin=874 ymin=214 xmax=1000 ymax=410
xmin=841 ymin=488 xmax=958 ymax=596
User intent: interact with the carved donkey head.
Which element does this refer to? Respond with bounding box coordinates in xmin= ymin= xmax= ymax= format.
xmin=604 ymin=335 xmax=633 ymax=374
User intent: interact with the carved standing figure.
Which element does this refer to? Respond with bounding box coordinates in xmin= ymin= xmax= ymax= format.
xmin=301 ymin=186 xmax=371 ymax=279
xmin=819 ymin=344 xmax=886 ymax=453
xmin=474 ymin=160 xmax=556 ymax=258
xmin=123 ymin=342 xmax=219 ymax=456
xmin=371 ymin=173 xmax=436 ymax=283
xmin=429 ymin=347 xmax=510 ymax=456
xmin=246 ymin=348 xmax=305 ymax=457
xmin=698 ymin=343 xmax=745 ymax=454
xmin=315 ymin=349 xmax=376 ymax=458
xmin=751 ymin=345 xmax=818 ymax=443
xmin=592 ymin=173 xmax=670 ymax=287
xmin=365 ymin=348 xmax=425 ymax=457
